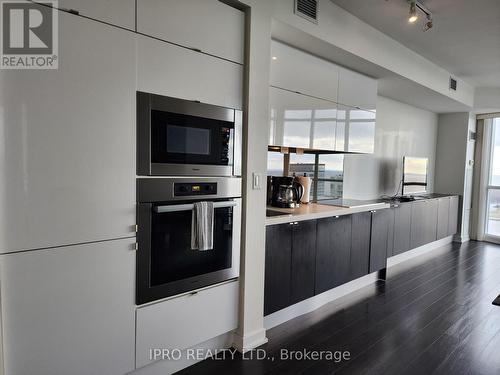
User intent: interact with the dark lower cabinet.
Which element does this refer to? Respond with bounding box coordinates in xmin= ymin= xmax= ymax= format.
xmin=369 ymin=209 xmax=391 ymax=273
xmin=410 ymin=200 xmax=438 ymax=248
xmin=290 ymin=220 xmax=317 ymax=304
xmin=393 ymin=203 xmax=412 ymax=255
xmin=386 ymin=208 xmax=395 ymax=257
xmin=437 ymin=197 xmax=451 ymax=239
xmin=350 ymin=212 xmax=371 ymax=280
xmin=264 ymin=223 xmax=292 ymax=316
xmin=315 ymin=216 xmax=351 ymax=294
xmin=448 ymin=196 xmax=459 ymax=236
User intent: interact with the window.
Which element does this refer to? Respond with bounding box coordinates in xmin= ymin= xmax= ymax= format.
xmin=485 ymin=117 xmax=500 ymax=237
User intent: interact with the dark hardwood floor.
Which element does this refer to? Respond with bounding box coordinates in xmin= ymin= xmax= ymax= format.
xmin=178 ymin=240 xmax=500 ymax=375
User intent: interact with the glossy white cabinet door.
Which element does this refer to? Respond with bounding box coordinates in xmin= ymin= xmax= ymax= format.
xmin=0 ymin=239 xmax=136 ymax=375
xmin=137 ymin=34 xmax=243 ymax=109
xmin=135 ymin=280 xmax=239 ymax=369
xmin=269 ymin=86 xmax=338 ymax=150
xmin=0 ymin=12 xmax=136 ymax=253
xmin=137 ymin=0 xmax=245 ymax=64
xmin=35 ymin=0 xmax=136 ymax=30
xmin=270 ymin=40 xmax=339 ymax=102
xmin=338 ymin=67 xmax=377 ymax=111
xmin=337 ymin=105 xmax=376 ymax=154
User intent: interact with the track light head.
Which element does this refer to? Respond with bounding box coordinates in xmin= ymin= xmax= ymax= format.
xmin=423 ymin=14 xmax=433 ymax=31
xmin=408 ymin=1 xmax=418 ymax=23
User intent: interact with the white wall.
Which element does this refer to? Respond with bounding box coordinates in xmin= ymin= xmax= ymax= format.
xmin=434 ymin=112 xmax=475 ymax=241
xmin=343 ymin=96 xmax=438 ymax=199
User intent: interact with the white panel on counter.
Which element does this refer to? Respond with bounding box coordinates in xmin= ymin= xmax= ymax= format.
xmin=137 ymin=0 xmax=245 ymax=64
xmin=0 ymin=12 xmax=136 ymax=253
xmin=137 ymin=34 xmax=243 ymax=110
xmin=0 ymin=238 xmax=136 ymax=375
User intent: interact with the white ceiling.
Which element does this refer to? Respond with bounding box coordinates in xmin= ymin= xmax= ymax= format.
xmin=329 ymin=0 xmax=500 ymax=88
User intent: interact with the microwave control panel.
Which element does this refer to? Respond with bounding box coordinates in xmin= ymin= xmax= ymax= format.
xmin=174 ymin=182 xmax=217 ymax=197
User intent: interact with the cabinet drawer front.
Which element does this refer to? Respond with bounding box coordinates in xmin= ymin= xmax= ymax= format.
xmin=137 ymin=35 xmax=243 ymax=110
xmin=338 ymin=66 xmax=377 ymax=111
xmin=270 ymin=40 xmax=339 ymax=102
xmin=137 ymin=0 xmax=245 ymax=64
xmin=269 ymin=86 xmax=338 ymax=150
xmin=135 ymin=281 xmax=239 ymax=368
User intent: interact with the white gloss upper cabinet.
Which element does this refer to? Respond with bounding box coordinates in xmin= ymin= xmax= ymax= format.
xmin=338 ymin=67 xmax=377 ymax=111
xmin=270 ymin=40 xmax=339 ymax=102
xmin=0 ymin=12 xmax=136 ymax=253
xmin=0 ymin=238 xmax=136 ymax=375
xmin=137 ymin=0 xmax=245 ymax=64
xmin=337 ymin=105 xmax=376 ymax=154
xmin=269 ymin=86 xmax=338 ymax=150
xmin=137 ymin=34 xmax=243 ymax=109
xmin=39 ymin=0 xmax=136 ymax=30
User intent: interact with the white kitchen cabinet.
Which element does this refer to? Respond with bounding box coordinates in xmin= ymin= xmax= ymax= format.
xmin=0 ymin=12 xmax=136 ymax=253
xmin=137 ymin=0 xmax=245 ymax=64
xmin=270 ymin=40 xmax=339 ymax=102
xmin=269 ymin=86 xmax=338 ymax=150
xmin=135 ymin=280 xmax=239 ymax=369
xmin=0 ymin=238 xmax=136 ymax=375
xmin=337 ymin=105 xmax=376 ymax=154
xmin=137 ymin=34 xmax=243 ymax=109
xmin=35 ymin=0 xmax=136 ymax=30
xmin=338 ymin=66 xmax=377 ymax=111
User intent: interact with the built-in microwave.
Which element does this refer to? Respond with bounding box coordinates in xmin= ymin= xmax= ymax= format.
xmin=137 ymin=92 xmax=242 ymax=177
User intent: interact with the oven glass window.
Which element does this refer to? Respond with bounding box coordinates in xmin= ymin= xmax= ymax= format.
xmin=166 ymin=125 xmax=211 ymax=155
xmin=150 ymin=206 xmax=233 ymax=287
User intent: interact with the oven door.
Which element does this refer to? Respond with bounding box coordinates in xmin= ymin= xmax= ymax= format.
xmin=136 ymin=198 xmax=241 ymax=305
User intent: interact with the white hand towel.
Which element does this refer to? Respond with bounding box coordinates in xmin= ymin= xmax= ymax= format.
xmin=191 ymin=201 xmax=214 ymax=251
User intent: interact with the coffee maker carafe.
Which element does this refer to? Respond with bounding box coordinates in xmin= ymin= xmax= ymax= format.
xmin=268 ymin=176 xmax=304 ymax=208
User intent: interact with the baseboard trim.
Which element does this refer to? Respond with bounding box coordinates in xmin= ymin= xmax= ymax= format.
xmin=232 ymin=328 xmax=268 ymax=353
xmin=387 ymin=236 xmax=454 ymax=268
xmin=264 ymin=272 xmax=379 ymax=330
xmin=264 ymin=236 xmax=455 ymax=331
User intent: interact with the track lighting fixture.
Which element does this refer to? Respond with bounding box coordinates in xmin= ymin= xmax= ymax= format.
xmin=406 ymin=1 xmax=434 ymax=31
xmin=423 ymin=14 xmax=433 ymax=31
xmin=408 ymin=1 xmax=418 ymax=23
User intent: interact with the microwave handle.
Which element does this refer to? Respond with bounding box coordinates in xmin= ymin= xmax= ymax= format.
xmin=154 ymin=201 xmax=237 ymax=213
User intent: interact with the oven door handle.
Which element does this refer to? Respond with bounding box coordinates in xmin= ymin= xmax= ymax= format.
xmin=154 ymin=201 xmax=237 ymax=213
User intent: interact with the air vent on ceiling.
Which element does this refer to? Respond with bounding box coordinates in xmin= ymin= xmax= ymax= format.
xmin=450 ymin=77 xmax=458 ymax=91
xmin=294 ymin=0 xmax=318 ymax=24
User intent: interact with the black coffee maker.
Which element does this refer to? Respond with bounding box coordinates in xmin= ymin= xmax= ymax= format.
xmin=268 ymin=176 xmax=304 ymax=208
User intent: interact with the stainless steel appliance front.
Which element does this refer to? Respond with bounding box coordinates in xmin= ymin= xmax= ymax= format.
xmin=137 ymin=92 xmax=242 ymax=177
xmin=136 ymin=177 xmax=241 ymax=304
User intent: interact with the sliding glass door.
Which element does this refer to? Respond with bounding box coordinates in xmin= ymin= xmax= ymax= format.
xmin=484 ymin=117 xmax=500 ymax=240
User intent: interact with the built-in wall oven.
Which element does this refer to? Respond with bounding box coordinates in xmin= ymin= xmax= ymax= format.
xmin=136 ymin=177 xmax=241 ymax=305
xmin=137 ymin=92 xmax=242 ymax=177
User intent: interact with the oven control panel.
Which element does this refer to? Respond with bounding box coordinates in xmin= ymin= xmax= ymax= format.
xmin=174 ymin=182 xmax=217 ymax=196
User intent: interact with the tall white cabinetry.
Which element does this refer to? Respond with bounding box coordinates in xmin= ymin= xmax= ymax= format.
xmin=0 ymin=238 xmax=136 ymax=375
xmin=136 ymin=0 xmax=245 ymax=64
xmin=0 ymin=12 xmax=136 ymax=253
xmin=35 ymin=0 xmax=136 ymax=30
